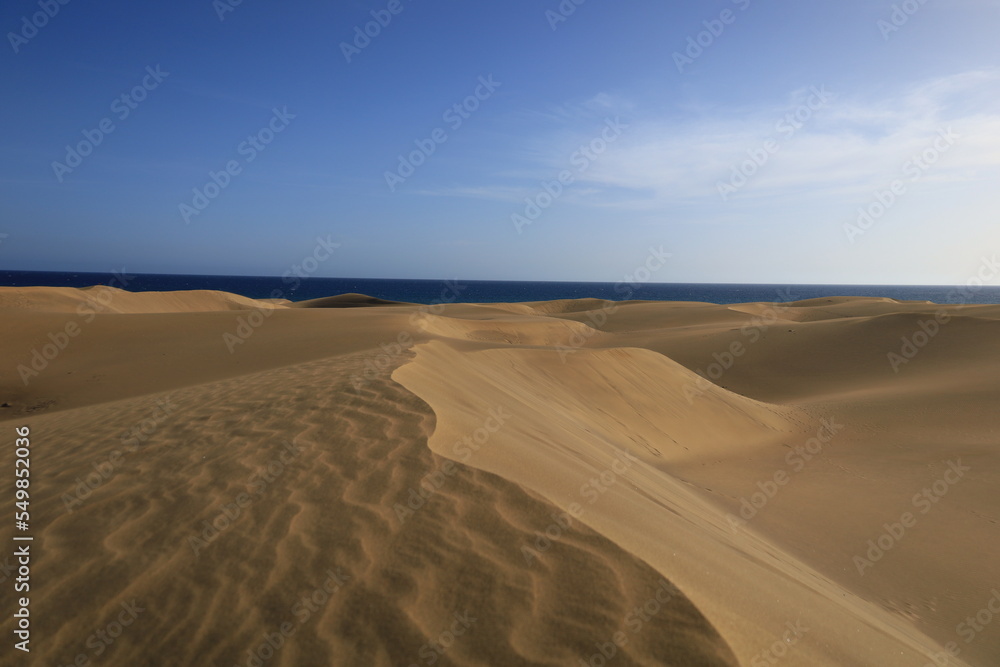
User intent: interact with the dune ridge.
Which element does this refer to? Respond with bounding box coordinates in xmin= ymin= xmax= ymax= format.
xmin=1 ymin=286 xmax=997 ymax=666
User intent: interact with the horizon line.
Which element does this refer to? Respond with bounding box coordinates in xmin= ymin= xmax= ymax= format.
xmin=1 ymin=268 xmax=993 ymax=289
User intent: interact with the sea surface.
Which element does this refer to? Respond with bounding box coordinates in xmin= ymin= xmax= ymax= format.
xmin=3 ymin=270 xmax=999 ymax=305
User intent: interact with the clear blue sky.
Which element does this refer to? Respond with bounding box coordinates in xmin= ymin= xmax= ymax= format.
xmin=2 ymin=0 xmax=998 ymax=284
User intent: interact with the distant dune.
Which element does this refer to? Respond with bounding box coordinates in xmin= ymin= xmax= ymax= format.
xmin=291 ymin=293 xmax=412 ymax=308
xmin=1 ymin=286 xmax=997 ymax=666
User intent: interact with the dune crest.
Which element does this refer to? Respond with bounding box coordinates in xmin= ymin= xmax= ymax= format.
xmin=0 ymin=285 xmax=285 ymax=314
xmin=2 ymin=286 xmax=997 ymax=665
xmin=394 ymin=337 xmax=980 ymax=666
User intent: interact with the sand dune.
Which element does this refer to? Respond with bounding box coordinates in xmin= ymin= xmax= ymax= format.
xmin=292 ymin=293 xmax=412 ymax=308
xmin=1 ymin=286 xmax=998 ymax=666
xmin=0 ymin=286 xmax=280 ymax=314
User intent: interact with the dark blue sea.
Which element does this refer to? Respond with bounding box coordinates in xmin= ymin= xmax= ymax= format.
xmin=3 ymin=270 xmax=999 ymax=305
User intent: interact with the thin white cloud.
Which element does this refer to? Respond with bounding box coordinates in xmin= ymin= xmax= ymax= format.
xmin=410 ymin=185 xmax=529 ymax=201
xmin=430 ymin=71 xmax=1000 ymax=216
xmin=576 ymin=71 xmax=1000 ymax=209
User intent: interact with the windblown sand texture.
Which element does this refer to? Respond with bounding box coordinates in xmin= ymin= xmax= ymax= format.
xmin=1 ymin=286 xmax=998 ymax=666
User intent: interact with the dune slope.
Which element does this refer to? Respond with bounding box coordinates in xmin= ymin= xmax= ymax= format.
xmin=1 ymin=287 xmax=997 ymax=666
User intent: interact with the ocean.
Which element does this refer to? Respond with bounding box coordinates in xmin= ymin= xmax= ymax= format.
xmin=3 ymin=270 xmax=999 ymax=306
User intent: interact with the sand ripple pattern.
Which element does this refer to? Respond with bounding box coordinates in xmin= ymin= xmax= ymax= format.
xmin=1 ymin=353 xmax=737 ymax=666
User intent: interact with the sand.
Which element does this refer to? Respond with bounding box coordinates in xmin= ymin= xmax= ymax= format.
xmin=1 ymin=286 xmax=997 ymax=666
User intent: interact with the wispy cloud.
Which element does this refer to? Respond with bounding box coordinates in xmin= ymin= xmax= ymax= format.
xmin=411 ymin=185 xmax=530 ymax=202
xmin=429 ymin=71 xmax=1000 ymax=213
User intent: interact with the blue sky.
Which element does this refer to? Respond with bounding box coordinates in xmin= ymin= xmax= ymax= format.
xmin=2 ymin=0 xmax=999 ymax=284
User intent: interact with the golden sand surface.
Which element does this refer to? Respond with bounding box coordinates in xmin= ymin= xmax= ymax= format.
xmin=1 ymin=286 xmax=998 ymax=666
